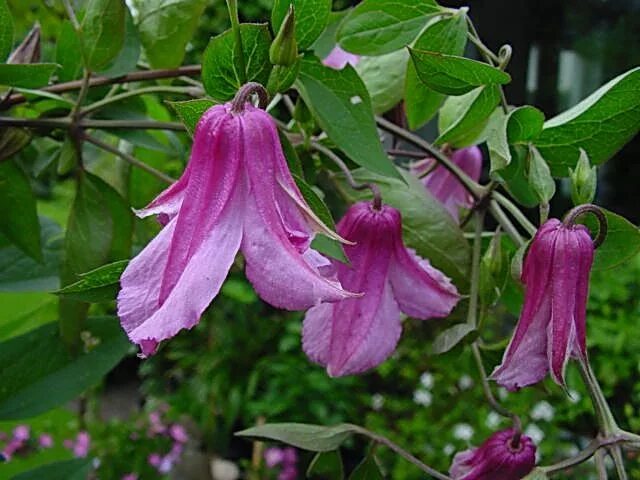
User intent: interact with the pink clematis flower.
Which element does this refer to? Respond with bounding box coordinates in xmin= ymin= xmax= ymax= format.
xmin=491 ymin=218 xmax=594 ymax=391
xmin=72 ymin=431 xmax=90 ymax=458
xmin=118 ymin=101 xmax=355 ymax=355
xmin=38 ymin=434 xmax=53 ymax=448
xmin=13 ymin=425 xmax=30 ymax=442
xmin=322 ymin=45 xmax=361 ymax=70
xmin=413 ymin=146 xmax=483 ymax=222
xmin=450 ymin=429 xmax=536 ymax=480
xmin=303 ymin=201 xmax=460 ymax=376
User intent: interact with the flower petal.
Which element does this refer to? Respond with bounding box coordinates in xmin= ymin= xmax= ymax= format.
xmin=573 ymin=225 xmax=594 ymax=359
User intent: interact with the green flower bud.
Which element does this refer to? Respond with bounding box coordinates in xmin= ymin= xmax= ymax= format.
xmin=569 ymin=148 xmax=597 ymax=205
xmin=269 ymin=5 xmax=298 ymax=66
xmin=528 ymin=145 xmax=556 ymax=205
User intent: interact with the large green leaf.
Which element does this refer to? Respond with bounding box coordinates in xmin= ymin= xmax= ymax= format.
xmin=0 ymin=292 xmax=57 ymax=343
xmin=338 ymin=169 xmax=471 ymax=287
xmin=167 ymin=98 xmax=216 ymax=136
xmin=0 ymin=316 xmax=130 ymax=420
xmin=272 ymin=0 xmax=331 ymax=50
xmin=496 ymin=144 xmax=539 ymax=207
xmin=99 ymin=6 xmax=140 ymax=77
xmin=437 ymin=86 xmax=501 ymax=147
xmin=535 ymin=67 xmax=640 ymax=176
xmin=0 ymin=217 xmax=62 ymax=292
xmin=355 ymin=49 xmax=408 ymax=114
xmin=0 ymin=0 xmax=13 ymax=61
xmin=409 ymin=48 xmax=511 ymax=95
xmin=202 ymin=24 xmax=272 ymax=101
xmin=296 ymin=57 xmax=400 ymax=180
xmin=404 ymin=12 xmax=468 ymax=129
xmin=55 ymin=21 xmax=83 ymax=82
xmin=236 ymin=423 xmax=358 ymax=452
xmin=132 ymin=0 xmax=206 ymax=69
xmin=81 ymin=0 xmax=126 ymax=71
xmin=337 ymin=0 xmax=440 ymax=56
xmin=12 ymin=459 xmax=92 ymax=480
xmin=54 ymin=260 xmax=129 ymax=303
xmin=0 ymin=160 xmax=41 ymax=261
xmin=0 ymin=64 xmax=57 ymax=88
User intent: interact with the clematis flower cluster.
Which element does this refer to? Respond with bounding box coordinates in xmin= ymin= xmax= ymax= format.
xmin=491 ymin=218 xmax=595 ymax=391
xmin=450 ymin=428 xmax=536 ymax=480
xmin=303 ymin=201 xmax=460 ymax=376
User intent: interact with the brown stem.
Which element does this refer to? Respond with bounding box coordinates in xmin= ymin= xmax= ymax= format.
xmin=0 ymin=117 xmax=185 ymax=131
xmin=563 ymin=204 xmax=608 ymax=248
xmin=230 ymin=82 xmax=269 ymax=113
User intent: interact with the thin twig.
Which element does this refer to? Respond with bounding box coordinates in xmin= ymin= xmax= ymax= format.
xmin=0 ymin=117 xmax=186 ymax=131
xmin=387 ymin=148 xmax=427 ymax=159
xmin=488 ymin=200 xmax=524 ymax=247
xmin=466 ymin=211 xmax=485 ymax=328
xmin=81 ymin=86 xmax=198 ymax=116
xmin=610 ymin=446 xmax=628 ymax=480
xmin=82 ymin=134 xmax=175 ymax=184
xmin=62 ymin=0 xmax=80 ymax=30
xmin=493 ymin=191 xmax=538 ymax=236
xmin=542 ymin=436 xmax=623 ymax=475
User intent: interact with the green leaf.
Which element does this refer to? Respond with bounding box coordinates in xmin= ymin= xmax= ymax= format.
xmin=99 ymin=6 xmax=140 ymax=77
xmin=404 ymin=12 xmax=468 ymax=129
xmin=0 ymin=63 xmax=57 ymax=88
xmin=279 ymin=130 xmax=303 ymax=177
xmin=0 ymin=160 xmax=41 ymax=261
xmin=235 ymin=423 xmax=358 ymax=452
xmin=507 ymin=106 xmax=545 ymax=143
xmin=0 ymin=292 xmax=57 ymax=342
xmin=432 ymin=323 xmax=476 ymax=354
xmin=579 ymin=208 xmax=640 ymax=271
xmin=266 ymin=60 xmax=301 ymax=95
xmin=307 ymin=451 xmax=344 ymax=479
xmin=55 ymin=21 xmax=83 ymax=82
xmin=485 ymin=109 xmax=510 ymax=172
xmin=202 ymin=24 xmax=272 ymax=101
xmin=0 ymin=217 xmax=62 ymax=292
xmin=337 ymin=0 xmax=440 ymax=56
xmin=337 ymin=169 xmax=471 ymax=287
xmin=528 ymin=145 xmax=555 ymax=204
xmin=535 ymin=67 xmax=640 ymax=176
xmin=497 ymin=144 xmax=539 ymax=207
xmin=296 ymin=57 xmax=400 ymax=180
xmin=168 ymin=98 xmax=216 ymax=136
xmin=355 ymin=49 xmax=408 ymax=114
xmin=349 ymin=455 xmax=384 ymax=480
xmin=436 ymin=86 xmax=501 ymax=147
xmin=409 ymin=49 xmax=511 ymax=96
xmin=54 ymin=260 xmax=129 ymax=303
xmin=272 ymin=0 xmax=331 ymax=50
xmin=0 ymin=127 xmax=31 ymax=162
xmin=11 ymin=459 xmax=92 ymax=480
xmin=81 ymin=0 xmax=126 ymax=71
xmin=0 ymin=316 xmax=130 ymax=420
xmin=522 ymin=469 xmax=549 ymax=480
xmin=132 ymin=0 xmax=206 ymax=68
xmin=0 ymin=0 xmax=13 ymax=61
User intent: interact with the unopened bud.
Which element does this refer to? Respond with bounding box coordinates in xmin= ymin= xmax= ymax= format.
xmin=8 ymin=23 xmax=40 ymax=64
xmin=528 ymin=145 xmax=556 ymax=205
xmin=569 ymin=148 xmax=597 ymax=205
xmin=269 ymin=5 xmax=297 ymax=66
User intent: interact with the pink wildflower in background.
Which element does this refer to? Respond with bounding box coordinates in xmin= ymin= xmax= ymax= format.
xmin=322 ymin=45 xmax=361 ymax=70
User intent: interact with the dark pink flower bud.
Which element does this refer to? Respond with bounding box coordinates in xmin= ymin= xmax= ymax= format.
xmin=303 ymin=202 xmax=459 ymax=376
xmin=491 ymin=219 xmax=594 ymax=390
xmin=450 ymin=429 xmax=536 ymax=480
xmin=413 ymin=146 xmax=483 ymax=222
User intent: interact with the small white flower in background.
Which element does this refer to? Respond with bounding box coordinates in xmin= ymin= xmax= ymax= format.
xmin=443 ymin=443 xmax=455 ymax=456
xmin=498 ymin=388 xmax=509 ymax=401
xmin=457 ymin=374 xmax=474 ymax=390
xmin=524 ymin=423 xmax=545 ymax=444
xmin=371 ymin=393 xmax=385 ymax=411
xmin=420 ymin=372 xmax=434 ymax=389
xmin=531 ymin=400 xmax=555 ymax=422
xmin=453 ymin=423 xmax=474 ymax=441
xmin=413 ymin=389 xmax=433 ymax=406
xmin=485 ymin=411 xmax=502 ymax=429
xmin=568 ymin=390 xmax=581 ymax=404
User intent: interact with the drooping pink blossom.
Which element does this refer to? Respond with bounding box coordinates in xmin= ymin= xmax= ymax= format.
xmin=303 ymin=201 xmax=460 ymax=376
xmin=264 ymin=447 xmax=285 ymax=468
xmin=412 ymin=146 xmax=483 ymax=222
xmin=322 ymin=45 xmax=361 ymax=70
xmin=169 ymin=424 xmax=188 ymax=444
xmin=72 ymin=431 xmax=90 ymax=458
xmin=491 ymin=219 xmax=594 ymax=391
xmin=450 ymin=429 xmax=536 ymax=480
xmin=12 ymin=425 xmax=30 ymax=442
xmin=118 ymin=102 xmax=355 ymax=355
xmin=148 ymin=453 xmax=162 ymax=468
xmin=38 ymin=434 xmax=53 ymax=448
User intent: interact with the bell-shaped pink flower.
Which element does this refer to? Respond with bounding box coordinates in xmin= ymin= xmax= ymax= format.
xmin=118 ymin=102 xmax=355 ymax=355
xmin=491 ymin=218 xmax=594 ymax=391
xmin=450 ymin=429 xmax=536 ymax=480
xmin=413 ymin=146 xmax=482 ymax=222
xmin=322 ymin=45 xmax=361 ymax=70
xmin=303 ymin=201 xmax=459 ymax=376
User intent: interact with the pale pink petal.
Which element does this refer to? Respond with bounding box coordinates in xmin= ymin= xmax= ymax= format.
xmin=572 ymin=225 xmax=594 ymax=359
xmin=322 ymin=45 xmax=361 ymax=70
xmin=450 ymin=448 xmax=477 ymax=478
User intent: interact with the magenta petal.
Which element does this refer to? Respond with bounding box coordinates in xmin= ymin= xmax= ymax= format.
xmin=322 ymin=45 xmax=361 ymax=70
xmin=301 ymin=303 xmax=334 ymax=368
xmin=134 ymin=171 xmax=190 ymax=226
xmin=573 ymin=225 xmax=594 ymax=359
xmin=390 ymin=247 xmax=459 ymax=319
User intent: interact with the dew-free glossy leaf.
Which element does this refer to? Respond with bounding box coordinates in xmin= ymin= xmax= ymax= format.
xmin=405 ymin=13 xmax=468 ymax=129
xmin=0 ymin=63 xmax=57 ymax=88
xmin=409 ymin=49 xmax=511 ymax=96
xmin=337 ymin=0 xmax=440 ymax=56
xmin=132 ymin=0 xmax=206 ymax=69
xmin=0 ymin=0 xmax=14 ymax=61
xmin=236 ymin=423 xmax=358 ymax=452
xmin=202 ymin=24 xmax=272 ymax=101
xmin=432 ymin=323 xmax=476 ymax=354
xmin=99 ymin=6 xmax=140 ymax=77
xmin=535 ymin=67 xmax=640 ymax=176
xmin=0 ymin=160 xmax=41 ymax=261
xmin=54 ymin=260 xmax=129 ymax=303
xmin=81 ymin=0 xmax=126 ymax=71
xmin=296 ymin=57 xmax=400 ymax=180
xmin=55 ymin=21 xmax=83 ymax=82
xmin=355 ymin=49 xmax=408 ymax=114
xmin=272 ymin=0 xmax=331 ymax=50
xmin=507 ymin=106 xmax=545 ymax=143
xmin=528 ymin=145 xmax=555 ymax=204
xmin=168 ymin=98 xmax=216 ymax=136
xmin=0 ymin=316 xmax=130 ymax=420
